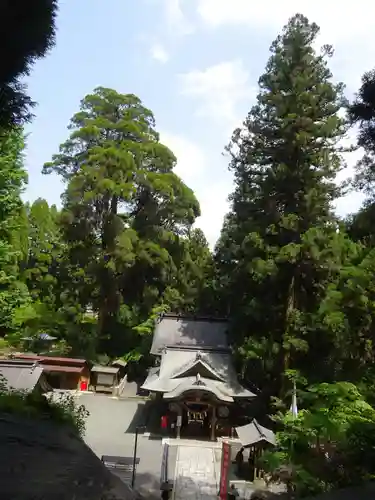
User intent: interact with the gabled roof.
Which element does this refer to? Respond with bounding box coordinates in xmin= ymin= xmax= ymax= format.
xmin=142 ymin=348 xmax=256 ymax=399
xmin=0 ymin=360 xmax=44 ymax=392
xmin=13 ymin=354 xmax=87 ymax=366
xmin=164 ymin=350 xmax=226 ymax=381
xmin=235 ymin=419 xmax=276 ymax=447
xmin=91 ymin=365 xmax=119 ymax=374
xmin=142 ymin=370 xmax=256 ymax=400
xmin=159 ymin=349 xmax=236 ymax=383
xmin=150 ymin=313 xmax=228 ymax=355
xmin=172 ymin=358 xmax=225 ymax=382
xmin=163 ymin=376 xmax=234 ymax=403
xmin=42 ymin=365 xmax=84 ymax=374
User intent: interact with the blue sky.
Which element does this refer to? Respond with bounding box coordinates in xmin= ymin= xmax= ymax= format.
xmin=23 ymin=0 xmax=373 ymax=246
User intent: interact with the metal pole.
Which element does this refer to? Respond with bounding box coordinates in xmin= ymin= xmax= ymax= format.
xmin=131 ymin=427 xmax=139 ymax=488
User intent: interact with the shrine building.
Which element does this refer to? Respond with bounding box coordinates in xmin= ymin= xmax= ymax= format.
xmin=141 ymin=313 xmax=255 ymax=440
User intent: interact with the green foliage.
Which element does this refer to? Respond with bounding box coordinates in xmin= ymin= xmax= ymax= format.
xmin=210 ymin=15 xmax=375 ymax=495
xmin=45 ymin=391 xmax=90 ymax=437
xmin=40 ymin=87 xmax=202 ymax=359
xmin=0 ymin=374 xmax=89 ymax=437
xmin=0 ymin=0 xmax=58 ymax=127
xmin=215 ymin=14 xmax=349 ymax=396
xmin=0 ymin=128 xmax=31 ymax=335
xmin=4 ymin=10 xmax=375 ymax=498
xmin=263 ymin=382 xmax=375 ymax=496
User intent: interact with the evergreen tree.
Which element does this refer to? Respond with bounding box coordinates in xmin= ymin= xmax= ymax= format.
xmin=347 ymin=69 xmax=375 ymax=245
xmin=348 ymin=69 xmax=375 ymax=196
xmin=216 ymin=14 xmax=347 ymax=395
xmin=22 ymin=198 xmax=61 ymax=303
xmin=0 ymin=128 xmax=30 ymax=337
xmin=43 ymin=87 xmax=200 ymax=357
xmin=0 ymin=0 xmax=58 ymax=127
xmin=166 ymin=228 xmax=214 ymax=314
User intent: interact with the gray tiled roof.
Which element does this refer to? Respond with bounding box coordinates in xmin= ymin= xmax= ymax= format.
xmin=236 ymin=419 xmax=276 ymax=446
xmin=163 ymin=377 xmax=234 ymax=403
xmin=150 ymin=314 xmax=229 ymax=355
xmin=159 ymin=349 xmax=232 ymax=382
xmin=0 ymin=360 xmax=43 ymax=392
xmin=91 ymin=365 xmax=119 ymax=374
xmin=142 ymin=348 xmax=256 ymax=399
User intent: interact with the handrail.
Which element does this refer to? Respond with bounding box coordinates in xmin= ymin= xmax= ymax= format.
xmin=116 ymin=374 xmax=128 ymax=397
xmin=160 ymin=442 xmax=169 ymax=487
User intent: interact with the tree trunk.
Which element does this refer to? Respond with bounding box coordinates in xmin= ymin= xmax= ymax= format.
xmin=281 ymin=274 xmax=295 ymax=397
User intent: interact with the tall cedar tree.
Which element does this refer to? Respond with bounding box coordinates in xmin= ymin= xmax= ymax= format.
xmin=0 ymin=128 xmax=30 ymax=336
xmin=216 ymin=14 xmax=347 ymax=396
xmin=347 ymin=70 xmax=375 ymax=244
xmin=0 ymin=0 xmax=58 ymax=127
xmin=12 ymin=199 xmax=71 ymax=350
xmin=349 ymin=69 xmax=375 ymax=196
xmin=43 ymin=87 xmax=199 ymax=356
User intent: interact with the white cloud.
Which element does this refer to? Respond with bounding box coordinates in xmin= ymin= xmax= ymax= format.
xmin=196 ymin=0 xmax=372 ymax=37
xmin=178 ymin=60 xmax=255 ymax=134
xmin=163 ymin=0 xmax=194 ymax=36
xmin=159 ymin=130 xmax=231 ymax=247
xmin=150 ymin=42 xmax=169 ymax=63
xmin=196 ymin=180 xmax=231 ymax=248
xmin=195 ymin=0 xmax=375 ymax=94
xmin=334 ymin=128 xmax=366 ymax=217
xmin=189 ymin=1 xmax=372 ymax=224
xmin=153 ymin=0 xmax=373 ymax=244
xmin=160 ymin=131 xmax=206 ymax=185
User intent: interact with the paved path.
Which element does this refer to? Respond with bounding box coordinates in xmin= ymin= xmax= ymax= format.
xmin=78 ymin=394 xmax=162 ymax=499
xmin=173 ymin=445 xmax=218 ymax=500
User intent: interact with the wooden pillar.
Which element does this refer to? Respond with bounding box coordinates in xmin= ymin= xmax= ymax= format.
xmin=210 ymin=406 xmax=216 ymax=441
xmin=112 ymin=380 xmax=117 ymax=397
xmin=177 ymin=404 xmax=182 ymax=439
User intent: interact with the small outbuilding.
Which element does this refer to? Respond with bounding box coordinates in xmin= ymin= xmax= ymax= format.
xmin=235 ymin=419 xmax=276 ymax=448
xmin=90 ymin=365 xmax=120 ymax=393
xmin=0 ymin=358 xmax=49 ymax=393
xmin=12 ymin=354 xmax=90 ymax=391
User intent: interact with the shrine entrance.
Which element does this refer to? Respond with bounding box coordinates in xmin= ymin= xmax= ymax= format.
xmin=167 ymin=389 xmax=231 ymax=441
xmin=181 ymin=402 xmax=212 ymax=439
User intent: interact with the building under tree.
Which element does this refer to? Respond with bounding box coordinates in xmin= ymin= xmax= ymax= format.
xmin=141 ymin=313 xmax=256 ymax=440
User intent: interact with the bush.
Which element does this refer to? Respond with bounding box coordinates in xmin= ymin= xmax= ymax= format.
xmin=0 ymin=374 xmax=89 ymax=436
xmin=44 ymin=391 xmax=90 ymax=436
xmin=263 ymin=382 xmax=375 ymax=496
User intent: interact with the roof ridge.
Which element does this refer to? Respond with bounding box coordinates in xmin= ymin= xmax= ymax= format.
xmin=170 ymin=352 xmax=225 ymax=382
xmin=160 ymin=312 xmax=229 ymax=323
xmin=253 ymin=419 xmax=266 ymax=438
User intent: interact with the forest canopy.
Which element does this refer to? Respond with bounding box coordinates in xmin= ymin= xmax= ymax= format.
xmin=2 ymin=11 xmax=375 ymax=497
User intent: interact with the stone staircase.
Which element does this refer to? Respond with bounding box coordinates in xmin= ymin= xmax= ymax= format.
xmin=169 ymin=440 xmax=221 ymax=500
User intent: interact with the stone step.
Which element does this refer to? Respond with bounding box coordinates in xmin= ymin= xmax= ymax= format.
xmin=173 ymin=445 xmax=219 ymax=500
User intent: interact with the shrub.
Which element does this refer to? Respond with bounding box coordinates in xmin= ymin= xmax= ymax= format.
xmin=0 ymin=374 xmax=89 ymax=436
